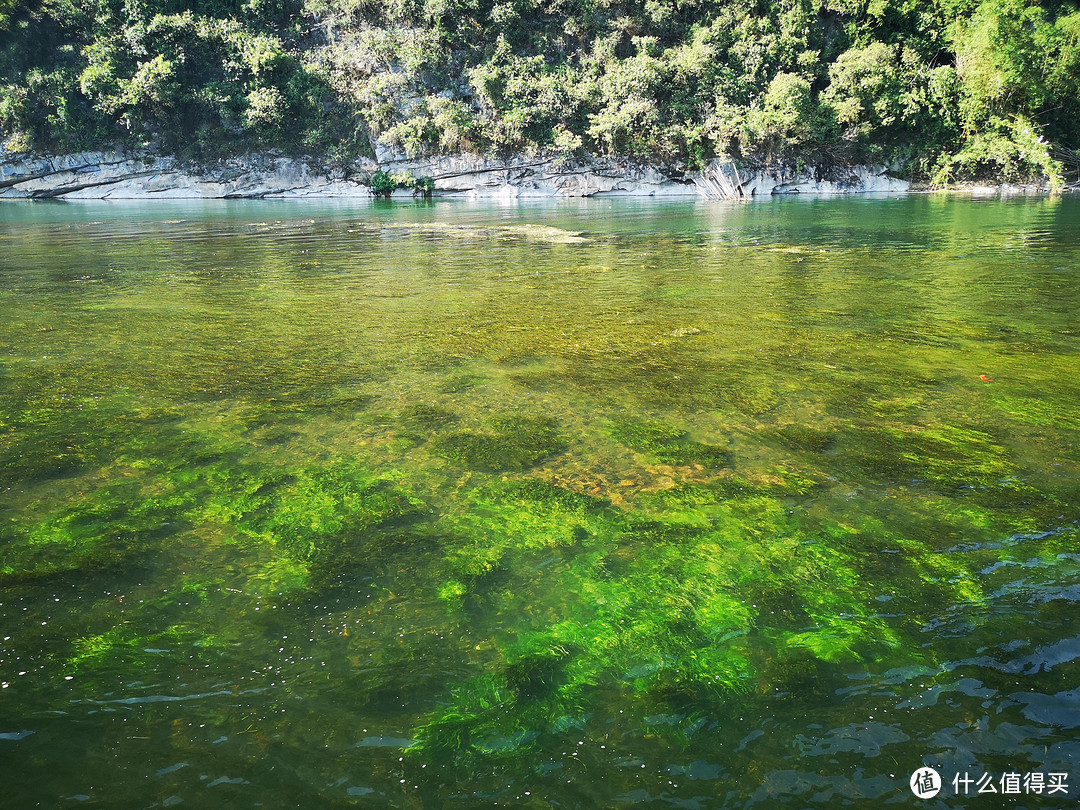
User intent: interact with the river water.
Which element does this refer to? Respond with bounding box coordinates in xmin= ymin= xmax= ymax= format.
xmin=1 ymin=196 xmax=1078 ymax=807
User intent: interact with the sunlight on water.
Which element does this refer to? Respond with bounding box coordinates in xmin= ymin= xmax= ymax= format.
xmin=0 ymin=195 xmax=1078 ymax=807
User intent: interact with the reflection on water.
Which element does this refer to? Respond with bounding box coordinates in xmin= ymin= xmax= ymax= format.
xmin=1 ymin=196 xmax=1078 ymax=807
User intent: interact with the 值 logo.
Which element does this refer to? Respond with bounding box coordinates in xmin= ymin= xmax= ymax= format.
xmin=911 ymin=767 xmax=942 ymax=799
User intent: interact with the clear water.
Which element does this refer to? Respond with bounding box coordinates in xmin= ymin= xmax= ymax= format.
xmin=1 ymin=196 xmax=1078 ymax=808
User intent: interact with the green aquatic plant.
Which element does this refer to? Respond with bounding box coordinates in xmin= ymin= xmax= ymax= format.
xmin=901 ymin=425 xmax=1016 ymax=490
xmin=834 ymin=423 xmax=1016 ymax=493
xmin=764 ymin=465 xmax=820 ymax=496
xmin=399 ymin=403 xmax=458 ymax=431
xmin=993 ymin=395 xmax=1080 ymax=431
xmin=0 ymin=392 xmax=181 ymax=485
xmin=436 ymin=578 xmax=467 ymax=611
xmin=435 ymin=479 xmax=608 ymax=583
xmin=68 ymin=628 xmax=129 ymax=670
xmin=304 ymin=391 xmax=375 ymax=418
xmin=1 ymin=478 xmax=193 ymax=580
xmin=649 ymin=477 xmax=779 ymax=507
xmin=713 ymin=377 xmax=781 ymax=416
xmin=408 ymin=476 xmax=993 ymax=774
xmin=862 ymin=395 xmax=926 ymax=419
xmin=396 ymin=403 xmax=459 ymax=443
xmin=608 ymin=419 xmax=730 ymax=467
xmin=437 ymin=372 xmax=487 ymax=394
xmin=435 ymin=416 xmax=566 ymax=472
xmin=0 ymin=410 xmax=427 ymax=595
xmin=765 ymin=424 xmax=832 ymax=453
xmin=497 ymin=478 xmax=604 ymax=513
xmin=233 ymin=461 xmax=425 ymax=566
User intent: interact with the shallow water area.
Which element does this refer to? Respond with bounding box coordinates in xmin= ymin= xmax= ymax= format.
xmin=1 ymin=195 xmax=1079 ymax=808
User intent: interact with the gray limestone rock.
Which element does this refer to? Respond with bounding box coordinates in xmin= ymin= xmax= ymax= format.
xmin=0 ymin=146 xmax=910 ymax=200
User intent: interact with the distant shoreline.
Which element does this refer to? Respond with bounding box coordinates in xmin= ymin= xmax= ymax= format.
xmin=1 ymin=147 xmax=1071 ymax=201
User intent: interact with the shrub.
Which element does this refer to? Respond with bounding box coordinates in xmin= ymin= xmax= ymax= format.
xmin=369 ymin=170 xmax=435 ymax=198
xmin=369 ymin=169 xmax=397 ymax=197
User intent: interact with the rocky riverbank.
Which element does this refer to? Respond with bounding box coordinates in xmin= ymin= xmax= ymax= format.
xmin=0 ymin=146 xmax=917 ymax=200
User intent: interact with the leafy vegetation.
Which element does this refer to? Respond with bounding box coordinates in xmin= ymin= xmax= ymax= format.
xmin=370 ymin=168 xmax=435 ymax=197
xmin=3 ymin=0 xmax=1079 ymax=183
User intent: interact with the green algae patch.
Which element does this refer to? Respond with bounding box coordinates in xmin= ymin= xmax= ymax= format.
xmin=646 ymin=476 xmax=792 ymax=507
xmin=902 ymin=425 xmax=1017 ymax=490
xmin=435 ymin=416 xmax=566 ymax=471
xmin=0 ymin=428 xmax=425 ymax=593
xmin=397 ymin=403 xmax=459 ymax=440
xmin=233 ymin=462 xmax=425 ymax=564
xmin=713 ymin=377 xmax=781 ymax=416
xmin=608 ymin=419 xmax=731 ymax=467
xmin=435 ymin=479 xmax=610 ymax=582
xmin=407 ymin=481 xmax=989 ymax=773
xmin=0 ymin=477 xmax=193 ymax=581
xmin=834 ymin=423 xmax=1017 ymax=492
xmin=764 ymin=424 xmax=832 ymax=453
xmin=993 ymin=395 xmax=1080 ymax=431
xmin=0 ymin=394 xmax=181 ymax=486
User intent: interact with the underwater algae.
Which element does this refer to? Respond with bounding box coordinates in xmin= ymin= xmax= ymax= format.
xmin=435 ymin=416 xmax=567 ymax=472
xmin=2 ymin=197 xmax=1080 ymax=806
xmin=608 ymin=419 xmax=731 ymax=468
xmin=2 ymin=391 xmax=1034 ymax=762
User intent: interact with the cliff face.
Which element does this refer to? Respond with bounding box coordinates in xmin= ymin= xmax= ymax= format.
xmin=0 ymin=151 xmax=370 ymax=200
xmin=0 ymin=147 xmax=910 ymax=200
xmin=379 ymin=152 xmax=910 ymax=199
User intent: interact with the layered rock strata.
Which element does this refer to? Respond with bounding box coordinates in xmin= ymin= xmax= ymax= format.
xmin=0 ymin=148 xmax=910 ymax=200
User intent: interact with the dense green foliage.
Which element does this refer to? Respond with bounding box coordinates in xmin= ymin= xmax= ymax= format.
xmin=0 ymin=0 xmax=364 ymax=159
xmin=3 ymin=0 xmax=1079 ymax=181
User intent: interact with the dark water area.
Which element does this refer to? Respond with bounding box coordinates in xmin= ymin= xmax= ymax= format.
xmin=0 ymin=195 xmax=1078 ymax=808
